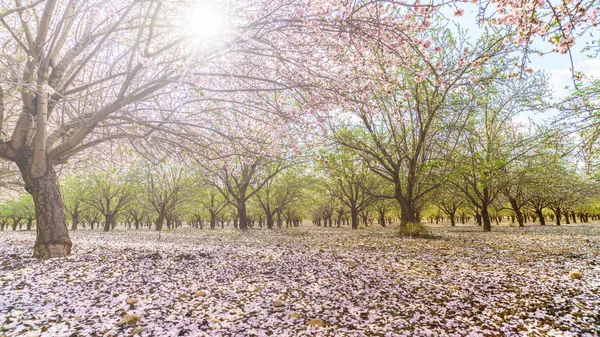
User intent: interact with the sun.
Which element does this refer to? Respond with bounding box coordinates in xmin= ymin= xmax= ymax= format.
xmin=185 ymin=3 xmax=226 ymax=39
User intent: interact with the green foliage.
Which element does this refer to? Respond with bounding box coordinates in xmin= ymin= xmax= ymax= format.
xmin=396 ymin=222 xmax=433 ymax=239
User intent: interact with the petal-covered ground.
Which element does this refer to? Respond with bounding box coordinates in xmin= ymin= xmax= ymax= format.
xmin=1 ymin=224 xmax=599 ymax=337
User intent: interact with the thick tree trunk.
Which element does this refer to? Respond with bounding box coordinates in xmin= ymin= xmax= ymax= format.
xmin=103 ymin=214 xmax=112 ymax=232
xmin=481 ymin=207 xmax=492 ymax=232
xmin=350 ymin=207 xmax=359 ymax=229
xmin=536 ymin=209 xmax=546 ymax=226
xmin=210 ymin=212 xmax=217 ymax=229
xmin=475 ymin=213 xmax=482 ymax=226
xmin=238 ymin=204 xmax=248 ymax=230
xmin=155 ymin=212 xmax=164 ymax=231
xmin=508 ymin=197 xmax=524 ymax=227
xmin=17 ymin=149 xmax=72 ymax=258
xmin=554 ymin=207 xmax=561 ymax=226
xmin=563 ymin=211 xmax=570 ymax=225
xmin=266 ymin=211 xmax=274 ymax=229
xmin=71 ymin=212 xmax=79 ymax=230
xmin=398 ymin=199 xmax=418 ymax=227
xmin=379 ymin=213 xmax=386 ymax=227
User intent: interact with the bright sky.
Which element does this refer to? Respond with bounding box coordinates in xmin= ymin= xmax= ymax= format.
xmin=454 ymin=4 xmax=599 ymax=125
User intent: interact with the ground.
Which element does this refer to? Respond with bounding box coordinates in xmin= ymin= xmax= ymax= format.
xmin=1 ymin=223 xmax=599 ymax=337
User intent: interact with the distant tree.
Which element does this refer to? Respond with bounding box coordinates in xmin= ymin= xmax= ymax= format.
xmin=450 ymin=70 xmax=547 ymax=231
xmin=256 ymin=166 xmax=306 ymax=229
xmin=84 ymin=167 xmax=136 ymax=232
xmin=320 ymin=149 xmax=379 ymax=230
xmin=203 ymin=156 xmax=287 ymax=230
xmin=143 ymin=164 xmax=189 ymax=231
xmin=61 ymin=173 xmax=89 ymax=230
xmin=432 ymin=184 xmax=464 ymax=227
xmin=194 ymin=185 xmax=228 ymax=230
xmin=372 ymin=198 xmax=395 ymax=227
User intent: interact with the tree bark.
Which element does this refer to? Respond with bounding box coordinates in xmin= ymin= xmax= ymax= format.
xmin=238 ymin=204 xmax=248 ymax=230
xmin=350 ymin=207 xmax=359 ymax=229
xmin=103 ymin=214 xmax=113 ymax=232
xmin=155 ymin=212 xmax=164 ymax=231
xmin=508 ymin=197 xmax=524 ymax=227
xmin=210 ymin=212 xmax=217 ymax=229
xmin=17 ymin=148 xmax=72 ymax=258
xmin=535 ymin=209 xmax=546 ymax=226
xmin=379 ymin=213 xmax=386 ymax=227
xmin=563 ymin=210 xmax=570 ymax=225
xmin=398 ymin=198 xmax=418 ymax=227
xmin=71 ymin=212 xmax=79 ymax=230
xmin=481 ymin=207 xmax=492 ymax=232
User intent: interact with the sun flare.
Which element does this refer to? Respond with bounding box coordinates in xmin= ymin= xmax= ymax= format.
xmin=185 ymin=3 xmax=226 ymax=39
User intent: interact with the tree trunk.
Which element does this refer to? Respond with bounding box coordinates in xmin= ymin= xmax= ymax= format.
xmin=210 ymin=212 xmax=217 ymax=229
xmin=350 ymin=207 xmax=359 ymax=229
xmin=155 ymin=212 xmax=164 ymax=231
xmin=449 ymin=212 xmax=456 ymax=227
xmin=265 ymin=210 xmax=274 ymax=229
xmin=508 ymin=197 xmax=524 ymax=227
xmin=563 ymin=210 xmax=570 ymax=224
xmin=481 ymin=207 xmax=492 ymax=232
xmin=379 ymin=213 xmax=386 ymax=227
xmin=398 ymin=199 xmax=418 ymax=227
xmin=71 ymin=212 xmax=79 ymax=230
xmin=103 ymin=214 xmax=112 ymax=232
xmin=535 ymin=209 xmax=546 ymax=226
xmin=17 ymin=150 xmax=72 ymax=258
xmin=554 ymin=207 xmax=561 ymax=226
xmin=238 ymin=204 xmax=248 ymax=230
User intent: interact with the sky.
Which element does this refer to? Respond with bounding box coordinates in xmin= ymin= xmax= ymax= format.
xmin=455 ymin=4 xmax=599 ymax=125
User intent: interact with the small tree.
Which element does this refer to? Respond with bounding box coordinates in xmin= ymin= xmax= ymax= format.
xmin=143 ymin=164 xmax=189 ymax=231
xmin=84 ymin=167 xmax=136 ymax=232
xmin=256 ymin=166 xmax=306 ymax=229
xmin=320 ymin=149 xmax=378 ymax=229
